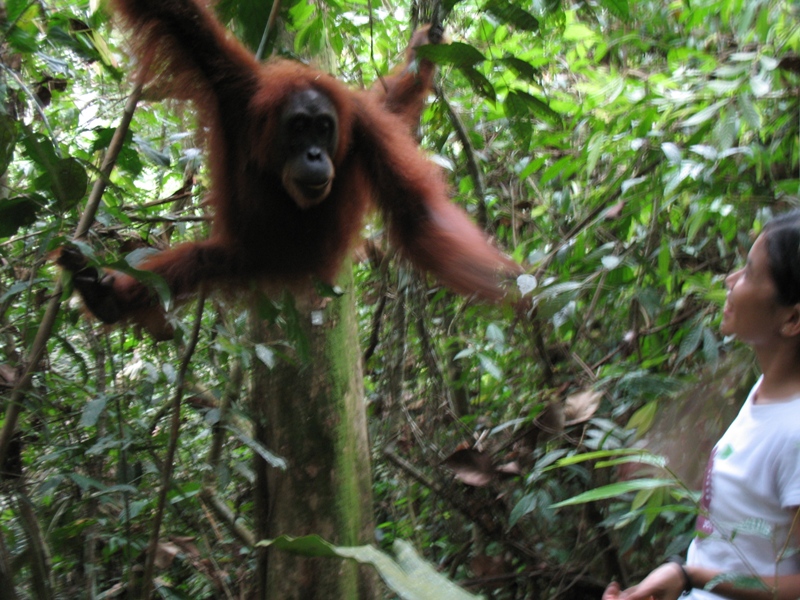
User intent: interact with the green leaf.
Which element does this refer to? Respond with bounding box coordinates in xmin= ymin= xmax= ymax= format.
xmin=0 ymin=278 xmax=46 ymax=303
xmin=52 ymin=157 xmax=88 ymax=208
xmin=503 ymin=92 xmax=532 ymax=148
xmin=80 ymin=395 xmax=109 ymax=428
xmin=281 ymin=292 xmax=312 ymax=363
xmin=547 ymin=448 xmax=650 ymax=469
xmin=677 ymin=323 xmax=703 ymax=363
xmin=682 ymin=100 xmax=728 ymax=128
xmin=0 ymin=114 xmax=18 ymax=178
xmin=625 ymin=400 xmax=657 ymax=437
xmin=478 ymin=353 xmax=502 ymax=380
xmin=510 ymin=492 xmax=538 ymax=527
xmin=599 ymin=0 xmax=630 ymax=20
xmin=499 ymin=56 xmax=540 ymax=83
xmin=738 ymin=93 xmax=761 ymax=130
xmin=563 ymin=22 xmax=597 ymax=42
xmin=0 ymin=195 xmax=41 ymax=237
xmin=702 ymin=328 xmax=719 ymax=364
xmin=550 ymin=479 xmax=675 ymax=508
xmin=458 ymin=66 xmax=496 ymax=101
xmin=133 ymin=135 xmax=171 ymax=167
xmin=68 ymin=473 xmax=107 ymax=492
xmin=21 ymin=128 xmax=59 ymax=171
xmin=257 ymin=536 xmax=484 ymax=600
xmin=416 ymin=42 xmax=486 ymax=69
xmin=661 ymin=142 xmax=682 ymax=164
xmin=482 ymin=0 xmax=539 ymax=32
xmin=441 ymin=0 xmax=468 ymax=11
xmin=506 ymin=90 xmax=560 ymax=124
xmin=631 ymin=487 xmax=655 ymax=511
xmin=595 ymin=454 xmax=667 ymax=470
xmin=227 ymin=426 xmax=287 ymax=470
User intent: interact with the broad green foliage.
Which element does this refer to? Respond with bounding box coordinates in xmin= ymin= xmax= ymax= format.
xmin=0 ymin=0 xmax=797 ymax=597
xmin=259 ymin=535 xmax=485 ymax=599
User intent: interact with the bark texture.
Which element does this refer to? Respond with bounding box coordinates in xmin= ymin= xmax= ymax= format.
xmin=251 ymin=268 xmax=377 ymax=599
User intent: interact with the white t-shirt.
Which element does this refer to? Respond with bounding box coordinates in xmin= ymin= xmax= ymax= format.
xmin=685 ymin=377 xmax=800 ymax=599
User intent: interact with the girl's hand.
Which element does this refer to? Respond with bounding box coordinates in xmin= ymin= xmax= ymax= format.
xmin=602 ymin=563 xmax=686 ymax=600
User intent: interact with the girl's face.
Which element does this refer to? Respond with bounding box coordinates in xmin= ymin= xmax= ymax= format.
xmin=722 ymin=234 xmax=792 ymax=343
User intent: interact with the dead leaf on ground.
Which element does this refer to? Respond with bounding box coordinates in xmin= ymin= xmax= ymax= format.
xmin=564 ymin=389 xmax=602 ymax=425
xmin=442 ymin=450 xmax=522 ymax=486
xmin=0 ymin=364 xmax=16 ymax=387
xmin=495 ymin=461 xmax=522 ymax=478
xmin=442 ymin=448 xmax=494 ymax=487
xmin=154 ymin=541 xmax=181 ymax=570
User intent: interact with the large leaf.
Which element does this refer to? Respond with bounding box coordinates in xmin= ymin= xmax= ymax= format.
xmin=550 ymin=478 xmax=676 ymax=508
xmin=0 ymin=195 xmax=41 ymax=237
xmin=51 ymin=157 xmax=88 ymax=208
xmin=0 ymin=114 xmax=18 ymax=178
xmin=416 ymin=42 xmax=486 ymax=68
xmin=21 ymin=127 xmax=87 ymax=207
xmin=459 ymin=66 xmax=496 ymax=100
xmin=599 ymin=0 xmax=630 ymax=20
xmin=258 ymin=536 xmax=484 ymax=600
xmin=506 ymin=89 xmax=561 ymax=124
xmin=482 ymin=0 xmax=539 ymax=32
xmin=500 ymin=55 xmax=540 ymax=83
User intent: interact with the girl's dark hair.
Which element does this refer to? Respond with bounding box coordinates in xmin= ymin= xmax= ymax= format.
xmin=763 ymin=209 xmax=800 ymax=305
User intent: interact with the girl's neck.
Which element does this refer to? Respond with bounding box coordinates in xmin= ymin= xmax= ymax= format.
xmin=753 ymin=343 xmax=800 ymax=404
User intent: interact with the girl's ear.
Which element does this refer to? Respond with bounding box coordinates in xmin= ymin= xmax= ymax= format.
xmin=780 ymin=304 xmax=800 ymax=337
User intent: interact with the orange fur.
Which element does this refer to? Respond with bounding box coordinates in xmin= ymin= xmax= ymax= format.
xmin=61 ymin=0 xmax=517 ymax=338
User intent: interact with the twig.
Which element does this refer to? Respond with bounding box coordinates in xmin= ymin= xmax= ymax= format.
xmin=76 ymin=82 xmax=145 ymax=238
xmin=439 ymin=89 xmax=488 ymax=229
xmin=0 ymin=527 xmax=20 ymax=600
xmin=206 ymin=359 xmax=242 ymax=474
xmin=200 ymin=489 xmax=255 ymax=547
xmin=533 ymin=158 xmax=661 ymax=279
xmin=140 ymin=289 xmax=206 ymax=599
xmin=362 ymin=291 xmax=387 ymax=363
xmin=128 ymin=215 xmax=207 ymax=224
xmin=384 ymin=448 xmax=540 ymax=564
xmin=255 ymin=0 xmax=282 ymax=61
xmin=16 ymin=492 xmax=54 ymax=599
xmin=0 ymin=81 xmax=144 ymax=471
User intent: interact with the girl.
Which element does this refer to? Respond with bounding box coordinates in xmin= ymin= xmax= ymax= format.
xmin=603 ymin=211 xmax=800 ymax=600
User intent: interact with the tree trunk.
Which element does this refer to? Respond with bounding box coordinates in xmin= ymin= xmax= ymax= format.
xmin=251 ymin=267 xmax=377 ymax=600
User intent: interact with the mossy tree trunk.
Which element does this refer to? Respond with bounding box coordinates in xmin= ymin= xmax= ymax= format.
xmin=250 ymin=266 xmax=377 ymax=600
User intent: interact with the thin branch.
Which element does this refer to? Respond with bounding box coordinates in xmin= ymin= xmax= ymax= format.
xmin=200 ymin=489 xmax=255 ymax=547
xmin=255 ymin=0 xmax=282 ymax=61
xmin=140 ymin=289 xmax=206 ymax=599
xmin=533 ymin=158 xmax=661 ymax=279
xmin=439 ymin=88 xmax=488 ymax=229
xmin=362 ymin=291 xmax=387 ymax=363
xmin=16 ymin=493 xmax=54 ymax=600
xmin=0 ymin=527 xmax=20 ymax=600
xmin=128 ymin=215 xmax=207 ymax=224
xmin=206 ymin=359 xmax=242 ymax=474
xmin=76 ymin=82 xmax=145 ymax=238
xmin=0 ymin=82 xmax=144 ymax=471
